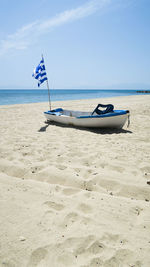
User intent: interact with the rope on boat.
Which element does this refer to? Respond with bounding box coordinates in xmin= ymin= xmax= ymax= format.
xmin=127 ymin=114 xmax=130 ymax=128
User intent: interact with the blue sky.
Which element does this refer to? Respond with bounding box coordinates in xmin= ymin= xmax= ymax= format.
xmin=0 ymin=0 xmax=150 ymax=89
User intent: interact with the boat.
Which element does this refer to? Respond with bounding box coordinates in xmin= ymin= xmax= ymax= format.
xmin=44 ymin=104 xmax=130 ymax=129
xmin=32 ymin=57 xmax=130 ymax=129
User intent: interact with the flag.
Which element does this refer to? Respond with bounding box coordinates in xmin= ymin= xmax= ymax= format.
xmin=32 ymin=57 xmax=48 ymax=87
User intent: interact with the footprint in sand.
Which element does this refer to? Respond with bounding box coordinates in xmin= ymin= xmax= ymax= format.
xmin=87 ymin=240 xmax=105 ymax=254
xmin=63 ymin=212 xmax=80 ymax=226
xmin=82 ymin=180 xmax=96 ymax=192
xmin=73 ymin=236 xmax=105 ymax=258
xmin=28 ymin=247 xmax=48 ymax=267
xmin=89 ymin=257 xmax=104 ymax=266
xmin=62 ymin=187 xmax=80 ymax=196
xmin=81 ymin=216 xmax=93 ymax=225
xmin=101 ymin=233 xmax=120 ymax=247
xmin=104 ymin=248 xmax=134 ymax=267
xmin=109 ymin=164 xmax=125 ymax=173
xmin=43 ymin=201 xmax=64 ymax=211
xmin=140 ymin=165 xmax=150 ymax=174
xmin=78 ymin=203 xmax=92 ymax=214
xmin=56 ymin=164 xmax=67 ymax=170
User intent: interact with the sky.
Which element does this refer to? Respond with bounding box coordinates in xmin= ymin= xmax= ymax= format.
xmin=0 ymin=0 xmax=150 ymax=89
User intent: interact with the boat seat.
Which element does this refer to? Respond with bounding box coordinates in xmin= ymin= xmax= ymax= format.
xmin=92 ymin=104 xmax=114 ymax=115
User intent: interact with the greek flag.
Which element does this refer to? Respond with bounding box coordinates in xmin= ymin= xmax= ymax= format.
xmin=32 ymin=57 xmax=48 ymax=87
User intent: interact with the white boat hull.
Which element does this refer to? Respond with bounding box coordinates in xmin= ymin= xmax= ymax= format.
xmin=44 ymin=108 xmax=129 ymax=129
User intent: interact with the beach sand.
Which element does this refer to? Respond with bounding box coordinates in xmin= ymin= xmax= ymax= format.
xmin=0 ymin=95 xmax=150 ymax=267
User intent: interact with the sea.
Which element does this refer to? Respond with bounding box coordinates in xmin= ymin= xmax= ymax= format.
xmin=0 ymin=89 xmax=148 ymax=106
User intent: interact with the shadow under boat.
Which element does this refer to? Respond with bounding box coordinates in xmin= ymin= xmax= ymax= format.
xmin=38 ymin=120 xmax=132 ymax=135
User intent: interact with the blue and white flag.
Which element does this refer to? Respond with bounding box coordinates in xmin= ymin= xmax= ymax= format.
xmin=32 ymin=57 xmax=48 ymax=87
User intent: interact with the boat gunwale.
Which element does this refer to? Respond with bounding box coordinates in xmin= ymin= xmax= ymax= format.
xmin=44 ymin=110 xmax=129 ymax=119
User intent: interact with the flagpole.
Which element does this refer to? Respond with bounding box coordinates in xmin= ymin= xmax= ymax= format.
xmin=42 ymin=54 xmax=51 ymax=111
xmin=46 ymin=79 xmax=51 ymax=111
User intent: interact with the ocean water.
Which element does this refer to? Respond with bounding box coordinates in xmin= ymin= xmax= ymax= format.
xmin=0 ymin=89 xmax=146 ymax=106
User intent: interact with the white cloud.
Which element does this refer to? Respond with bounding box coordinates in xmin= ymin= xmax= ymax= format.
xmin=38 ymin=0 xmax=110 ymax=31
xmin=0 ymin=0 xmax=110 ymax=55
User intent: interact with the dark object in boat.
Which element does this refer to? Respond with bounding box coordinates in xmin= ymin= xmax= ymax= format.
xmin=92 ymin=104 xmax=114 ymax=115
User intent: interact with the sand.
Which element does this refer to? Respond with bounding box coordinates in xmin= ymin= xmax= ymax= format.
xmin=0 ymin=95 xmax=150 ymax=267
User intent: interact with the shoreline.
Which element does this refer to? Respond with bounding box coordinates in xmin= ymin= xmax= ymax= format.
xmin=0 ymin=93 xmax=149 ymax=108
xmin=1 ymin=89 xmax=150 ymax=106
xmin=0 ymin=94 xmax=150 ymax=266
